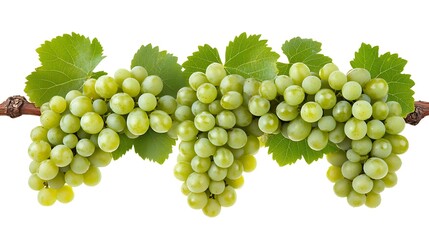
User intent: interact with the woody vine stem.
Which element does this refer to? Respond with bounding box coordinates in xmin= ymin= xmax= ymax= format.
xmin=0 ymin=95 xmax=428 ymax=126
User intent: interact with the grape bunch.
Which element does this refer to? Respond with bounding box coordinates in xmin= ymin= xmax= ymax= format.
xmin=27 ymin=65 xmax=173 ymax=206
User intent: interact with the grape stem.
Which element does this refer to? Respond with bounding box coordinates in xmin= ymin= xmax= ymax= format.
xmin=1 ymin=95 xmax=429 ymax=126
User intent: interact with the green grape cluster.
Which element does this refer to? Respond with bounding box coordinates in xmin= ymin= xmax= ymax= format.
xmin=27 ymin=65 xmax=173 ymax=206
xmin=172 ymin=63 xmax=260 ymax=217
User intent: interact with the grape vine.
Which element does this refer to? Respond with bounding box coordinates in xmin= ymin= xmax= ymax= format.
xmin=0 ymin=32 xmax=423 ymax=217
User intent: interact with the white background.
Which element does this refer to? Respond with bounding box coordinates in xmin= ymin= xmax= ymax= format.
xmin=1 ymin=0 xmax=428 ymax=239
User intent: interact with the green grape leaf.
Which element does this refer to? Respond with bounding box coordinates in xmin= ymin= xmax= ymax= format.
xmin=131 ymin=44 xmax=186 ymax=97
xmin=112 ymin=134 xmax=134 ymax=160
xmin=278 ymin=37 xmax=332 ymax=74
xmin=267 ymin=134 xmax=338 ymax=166
xmin=133 ymin=129 xmax=176 ymax=164
xmin=350 ymin=43 xmax=415 ymax=116
xmin=25 ymin=33 xmax=104 ymax=106
xmin=225 ymin=33 xmax=279 ymax=80
xmin=182 ymin=44 xmax=222 ymax=79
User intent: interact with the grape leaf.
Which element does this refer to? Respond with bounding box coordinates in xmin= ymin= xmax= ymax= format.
xmin=267 ymin=134 xmax=338 ymax=166
xmin=350 ymin=43 xmax=415 ymax=116
xmin=133 ymin=129 xmax=176 ymax=164
xmin=25 ymin=33 xmax=104 ymax=106
xmin=225 ymin=33 xmax=279 ymax=80
xmin=131 ymin=44 xmax=186 ymax=97
xmin=278 ymin=37 xmax=332 ymax=75
xmin=182 ymin=44 xmax=222 ymax=79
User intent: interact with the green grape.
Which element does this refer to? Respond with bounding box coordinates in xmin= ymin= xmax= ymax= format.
xmin=307 ymin=128 xmax=328 ymax=151
xmin=220 ymin=74 xmax=245 ymax=94
xmin=351 ymin=136 xmax=373 ymax=155
xmin=220 ymin=91 xmax=243 ymax=110
xmin=80 ymin=112 xmax=104 ymax=134
xmin=245 ymin=118 xmax=264 ymax=137
xmin=366 ymin=119 xmax=386 ymax=140
xmin=30 ymin=161 xmax=42 ymax=173
xmin=328 ymin=123 xmax=346 ymax=144
xmin=347 ymin=68 xmax=371 ymax=86
xmin=371 ymin=138 xmax=392 ymax=158
xmin=92 ymin=99 xmax=108 ymax=115
xmin=225 ymin=175 xmax=245 ymax=189
xmin=384 ymin=153 xmax=402 ymax=172
xmin=284 ymin=85 xmax=305 ymax=106
xmin=65 ymin=90 xmax=82 ymax=104
xmin=47 ymin=127 xmax=67 ymax=146
xmin=181 ymin=182 xmax=191 ymax=196
xmin=38 ymin=160 xmax=59 ymax=180
xmin=347 ymin=190 xmax=366 ymax=207
xmin=384 ymin=116 xmax=405 ymax=134
xmin=372 ymin=101 xmax=389 ymax=120
xmin=131 ymin=66 xmax=148 ymax=83
xmin=83 ymin=166 xmax=102 ymax=186
xmin=332 ymin=101 xmax=352 ymax=122
xmin=258 ymin=113 xmax=279 ymax=134
xmin=28 ymin=174 xmax=45 ymax=191
xmin=191 ymin=100 xmax=209 ymax=116
xmin=157 ymin=95 xmax=177 ymax=115
xmin=209 ymin=181 xmax=225 ymax=195
xmin=358 ymin=94 xmax=371 ymax=103
xmin=217 ymin=185 xmax=237 ymax=207
xmin=363 ymin=157 xmax=388 ymax=179
xmin=47 ymin=172 xmax=65 ymax=189
xmin=190 ymin=156 xmax=211 ymax=173
xmin=341 ymin=160 xmax=362 ymax=180
xmin=337 ymin=138 xmax=352 ymax=151
xmin=141 ymin=75 xmax=163 ymax=96
xmin=76 ymin=138 xmax=95 ymax=157
xmin=95 ymin=75 xmax=118 ymax=99
xmin=150 ymin=110 xmax=173 ymax=133
xmin=127 ymin=108 xmax=150 ymax=136
xmin=83 ymin=78 xmax=100 ymax=99
xmin=365 ymin=192 xmax=381 ymax=208
xmin=186 ymin=172 xmax=210 ymax=193
xmin=364 ymin=78 xmax=389 ymax=100
xmin=216 ymin=110 xmax=236 ymax=129
xmin=346 ymin=149 xmax=361 ymax=163
xmin=40 ymin=110 xmax=61 ymax=129
xmin=301 ymin=76 xmax=321 ymax=95
xmin=243 ymin=135 xmax=260 ymax=155
xmin=174 ymin=105 xmax=193 ymax=122
xmin=30 ymin=126 xmax=48 ymax=142
xmin=187 ymin=192 xmax=208 ymax=209
xmin=28 ymin=140 xmax=51 ymax=162
xmin=333 ymin=178 xmax=352 ymax=197
xmin=289 ymin=62 xmax=310 ymax=85
xmin=65 ymin=170 xmax=84 ymax=187
xmin=384 ymin=134 xmax=408 ymax=154
xmin=176 ymin=87 xmax=197 ymax=106
xmin=259 ymin=80 xmax=277 ymax=100
xmin=274 ymin=75 xmax=293 ymax=96
xmin=326 ymin=151 xmax=347 ymax=166
xmin=208 ymin=100 xmax=223 ymax=115
xmin=227 ymin=160 xmax=243 ymax=180
xmin=39 ymin=102 xmax=50 ymax=113
xmin=315 ymin=89 xmax=337 ymax=109
xmin=176 ymin=120 xmax=198 ymax=141
xmin=227 ymin=128 xmax=248 ymax=149
xmin=178 ymin=141 xmax=196 ymax=160
xmin=69 ymin=96 xmax=93 ymax=117
xmin=319 ymin=63 xmax=339 ymax=81
xmin=352 ymin=174 xmax=373 ymax=194
xmin=113 ymin=68 xmax=132 ymax=86
xmin=382 ymin=172 xmax=397 ymax=188
xmin=208 ymin=127 xmax=228 ymax=146
xmin=189 ymin=72 xmax=209 ymax=91
xmin=49 ymin=96 xmax=67 ymax=114
xmin=203 ymin=198 xmax=221 ymax=217
xmin=344 ymin=117 xmax=367 ymax=140
xmin=276 ymin=101 xmax=299 ymax=121
xmin=387 ymin=101 xmax=402 ymax=117
xmin=174 ymin=161 xmax=193 ymax=181
xmin=372 ymin=179 xmax=386 ymax=193
xmin=208 ymin=163 xmax=228 ymax=181
xmin=232 ymin=106 xmax=252 ymax=128
xmin=88 ymin=148 xmax=112 ymax=167
xmin=50 ymin=145 xmax=73 ymax=167
xmin=286 ymin=117 xmax=312 ymax=141
xmin=328 ymin=70 xmax=347 ymax=90
xmin=109 ymin=93 xmax=135 ymax=115
xmin=38 ymin=188 xmax=57 ymax=206
xmin=300 ymin=101 xmax=323 ymax=123
xmin=326 ymin=165 xmax=342 ymax=182
xmin=138 ymin=93 xmax=157 ymax=112
xmin=59 ymin=114 xmax=80 ymax=134
xmin=56 ymin=185 xmax=74 ymax=204
xmin=98 ymin=128 xmax=120 ymax=153
xmin=352 ymin=100 xmax=372 ymax=121
xmin=317 ymin=116 xmax=336 ymax=132
xmin=206 ymin=62 xmax=227 ymax=86
xmin=193 ymin=111 xmax=214 ymax=132
xmin=122 ymin=77 xmax=141 ymax=97
xmin=342 ymin=81 xmax=362 ymax=101
xmin=248 ymin=95 xmax=270 ymax=116
xmin=213 ymin=147 xmax=234 ymax=168
xmin=243 ymin=78 xmax=261 ymax=103
xmin=106 ymin=113 xmax=126 ymax=132
xmin=194 ymin=138 xmax=216 ymax=158
xmin=70 ymin=154 xmax=90 ymax=174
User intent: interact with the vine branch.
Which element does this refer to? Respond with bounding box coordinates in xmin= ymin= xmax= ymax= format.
xmin=1 ymin=95 xmax=429 ymax=126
